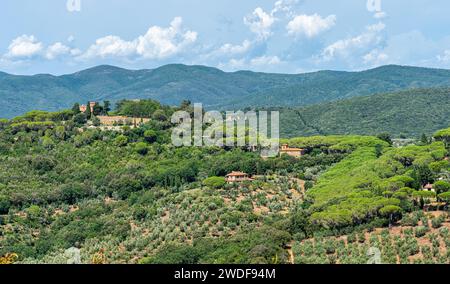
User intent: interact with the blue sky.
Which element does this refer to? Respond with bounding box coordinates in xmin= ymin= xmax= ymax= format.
xmin=1 ymin=0 xmax=450 ymax=75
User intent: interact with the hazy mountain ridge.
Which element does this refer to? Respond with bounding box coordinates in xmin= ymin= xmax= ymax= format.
xmin=1 ymin=64 xmax=450 ymax=118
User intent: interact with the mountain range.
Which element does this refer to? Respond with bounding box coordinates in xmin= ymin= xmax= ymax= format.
xmin=2 ymin=64 xmax=450 ymax=119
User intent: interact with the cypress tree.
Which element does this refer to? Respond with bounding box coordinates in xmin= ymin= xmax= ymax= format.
xmin=85 ymin=102 xmax=92 ymax=118
xmin=72 ymin=103 xmax=81 ymax=114
xmin=103 ymin=101 xmax=111 ymax=115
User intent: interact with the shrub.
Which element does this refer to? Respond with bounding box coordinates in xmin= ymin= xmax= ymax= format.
xmin=401 ymin=214 xmax=419 ymax=227
xmin=141 ymin=244 xmax=200 ymax=264
xmin=114 ymin=135 xmax=128 ymax=147
xmin=0 ymin=196 xmax=11 ymax=214
xmin=438 ymin=192 xmax=450 ymax=202
xmin=415 ymin=226 xmax=429 ymax=238
xmin=304 ymin=181 xmax=314 ymax=191
xmin=434 ymin=181 xmax=450 ymax=194
xmin=73 ymin=113 xmax=87 ymax=125
xmin=324 ymin=240 xmax=336 ymax=254
xmin=135 ymin=142 xmax=149 ymax=155
xmin=431 ymin=216 xmax=445 ymax=229
xmin=420 ymin=217 xmax=429 ymax=228
xmin=347 ymin=233 xmax=356 ymax=243
xmin=357 ymin=231 xmax=366 ymax=243
xmin=439 ymin=227 xmax=449 ymax=240
xmin=92 ymin=116 xmax=101 ymax=127
xmin=144 ymin=130 xmax=157 ymax=143
xmin=133 ymin=207 xmax=148 ymax=221
xmin=203 ymin=177 xmax=226 ymax=189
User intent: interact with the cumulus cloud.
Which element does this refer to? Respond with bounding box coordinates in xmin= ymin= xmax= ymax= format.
xmin=218 ymin=40 xmax=253 ymax=56
xmin=136 ymin=17 xmax=197 ymax=59
xmin=6 ymin=35 xmax=43 ymax=59
xmin=250 ymin=55 xmax=281 ymax=66
xmin=3 ymin=17 xmax=198 ymax=65
xmin=82 ymin=36 xmax=137 ymax=59
xmin=272 ymin=0 xmax=301 ymax=17
xmin=363 ymin=49 xmax=389 ymax=65
xmin=287 ymin=14 xmax=336 ymax=38
xmin=80 ymin=17 xmax=198 ymax=60
xmin=210 ymin=1 xmax=301 ymax=68
xmin=3 ymin=35 xmax=79 ymax=62
xmin=437 ymin=50 xmax=450 ymax=62
xmin=45 ymin=42 xmax=80 ymax=60
xmin=244 ymin=7 xmax=276 ymax=40
xmin=320 ymin=22 xmax=386 ymax=61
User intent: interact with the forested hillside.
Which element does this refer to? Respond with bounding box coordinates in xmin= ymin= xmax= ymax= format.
xmin=280 ymin=88 xmax=450 ymax=138
xmin=2 ymin=64 xmax=450 ymax=118
xmin=0 ymin=100 xmax=449 ymax=264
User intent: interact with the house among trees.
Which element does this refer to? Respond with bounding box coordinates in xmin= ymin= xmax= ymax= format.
xmin=79 ymin=102 xmax=97 ymax=113
xmin=423 ymin=183 xmax=436 ymax=193
xmin=225 ymin=171 xmax=254 ymax=184
xmin=96 ymin=116 xmax=150 ymax=126
xmin=280 ymin=144 xmax=305 ymax=158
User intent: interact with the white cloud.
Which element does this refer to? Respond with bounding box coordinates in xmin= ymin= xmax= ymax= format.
xmin=250 ymin=55 xmax=281 ymax=66
xmin=287 ymin=14 xmax=336 ymax=38
xmin=272 ymin=0 xmax=301 ymax=17
xmin=80 ymin=17 xmax=198 ymax=60
xmin=208 ymin=1 xmax=300 ymax=69
xmin=218 ymin=40 xmax=253 ymax=56
xmin=437 ymin=50 xmax=450 ymax=62
xmin=3 ymin=35 xmax=81 ymax=62
xmin=82 ymin=36 xmax=137 ymax=59
xmin=136 ymin=17 xmax=197 ymax=59
xmin=45 ymin=42 xmax=77 ymax=60
xmin=320 ymin=22 xmax=386 ymax=61
xmin=6 ymin=35 xmax=43 ymax=59
xmin=244 ymin=7 xmax=276 ymax=40
xmin=363 ymin=49 xmax=389 ymax=65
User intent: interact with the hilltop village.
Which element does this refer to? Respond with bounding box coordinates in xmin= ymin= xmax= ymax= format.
xmin=76 ymin=101 xmax=150 ymax=129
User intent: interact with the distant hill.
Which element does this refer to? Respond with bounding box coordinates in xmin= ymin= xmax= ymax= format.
xmin=279 ymin=88 xmax=450 ymax=138
xmin=2 ymin=64 xmax=450 ymax=118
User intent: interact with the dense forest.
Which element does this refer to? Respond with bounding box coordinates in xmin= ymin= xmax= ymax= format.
xmin=278 ymin=88 xmax=450 ymax=138
xmin=0 ymin=100 xmax=449 ymax=264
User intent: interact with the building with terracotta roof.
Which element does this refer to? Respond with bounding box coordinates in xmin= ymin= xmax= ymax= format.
xmin=79 ymin=102 xmax=97 ymax=113
xmin=97 ymin=116 xmax=150 ymax=126
xmin=423 ymin=183 xmax=436 ymax=193
xmin=280 ymin=144 xmax=305 ymax=158
xmin=225 ymin=171 xmax=254 ymax=184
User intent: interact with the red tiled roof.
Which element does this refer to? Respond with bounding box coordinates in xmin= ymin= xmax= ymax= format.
xmin=226 ymin=171 xmax=248 ymax=177
xmin=281 ymin=144 xmax=304 ymax=152
xmin=281 ymin=148 xmax=304 ymax=152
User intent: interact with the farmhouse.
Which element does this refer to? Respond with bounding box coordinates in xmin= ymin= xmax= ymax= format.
xmin=280 ymin=144 xmax=305 ymax=158
xmin=423 ymin=183 xmax=436 ymax=193
xmin=97 ymin=116 xmax=150 ymax=126
xmin=225 ymin=171 xmax=254 ymax=184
